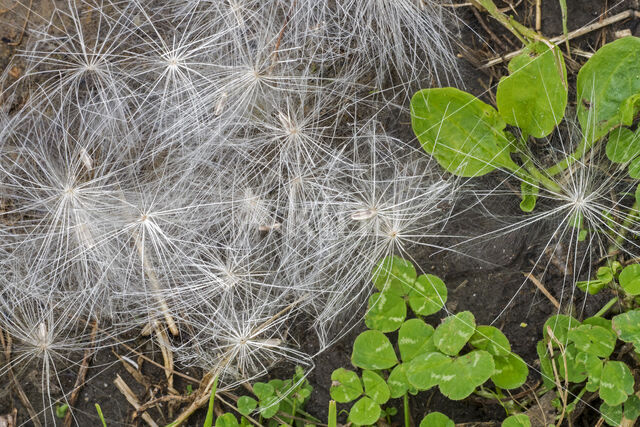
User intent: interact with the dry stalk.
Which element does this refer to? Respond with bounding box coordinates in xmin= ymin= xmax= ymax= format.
xmin=114 ymin=374 xmax=159 ymax=427
xmin=546 ymin=326 xmax=569 ymax=425
xmin=524 ymin=273 xmax=560 ymax=309
xmin=64 ymin=320 xmax=99 ymax=427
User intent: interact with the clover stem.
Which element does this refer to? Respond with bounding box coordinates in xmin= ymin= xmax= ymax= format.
xmin=594 ymin=297 xmax=619 ymax=318
xmin=519 ymin=156 xmax=563 ymax=194
xmin=403 ymin=393 xmax=410 ymax=427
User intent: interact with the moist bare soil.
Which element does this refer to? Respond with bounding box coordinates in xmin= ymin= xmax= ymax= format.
xmin=1 ymin=0 xmax=639 ymax=425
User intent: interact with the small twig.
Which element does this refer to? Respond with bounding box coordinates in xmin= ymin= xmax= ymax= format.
xmin=482 ymin=9 xmax=640 ymax=68
xmin=153 ymin=324 xmax=177 ymax=395
xmin=136 ymin=394 xmax=193 ymax=414
xmin=546 ymin=327 xmax=569 ymax=426
xmin=472 ymin=5 xmax=508 ymax=50
xmin=535 ymin=0 xmax=541 ymax=33
xmin=114 ymin=375 xmax=159 ymax=427
xmin=64 ymin=320 xmax=99 ymax=427
xmin=1 ymin=330 xmax=42 ymax=427
xmin=119 ymin=342 xmax=199 ymax=383
xmin=524 ymin=273 xmax=560 ymax=309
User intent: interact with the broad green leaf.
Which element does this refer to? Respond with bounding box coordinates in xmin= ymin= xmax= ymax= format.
xmin=258 ymin=395 xmax=280 ymax=418
xmin=351 ymin=330 xmax=398 ymax=370
xmin=543 ymin=314 xmax=580 ymax=347
xmin=411 ymin=87 xmax=518 ymax=177
xmin=237 ymin=396 xmax=257 ymax=415
xmin=470 ymin=325 xmax=511 ymax=356
xmin=519 ymin=179 xmax=538 ymax=212
xmin=600 ymin=361 xmax=634 ymax=406
xmin=387 ymin=364 xmax=412 ymax=398
xmin=372 ymin=256 xmax=416 ymax=296
xmin=408 ymin=274 xmax=447 ymax=316
xmin=215 ymin=414 xmax=240 ymax=427
xmin=502 ymin=414 xmax=531 ymax=427
xmin=567 ymin=324 xmax=616 ymax=357
xmin=362 ymin=370 xmax=390 ymax=405
xmin=491 ymin=353 xmax=528 ymax=389
xmin=577 ymin=37 xmax=640 ymax=142
xmin=252 ymin=383 xmax=274 ymax=400
xmin=406 ymin=352 xmax=452 ymax=390
xmin=624 ymin=395 xmax=640 ymax=421
xmin=398 ymin=319 xmax=436 ymax=362
xmin=601 ymin=402 xmax=623 ymax=427
xmin=330 ymin=368 xmax=362 ymax=403
xmin=439 ymin=350 xmax=494 ymax=400
xmin=619 ymin=264 xmax=640 ymax=295
xmin=586 ymin=358 xmax=603 ymax=392
xmin=348 ymin=397 xmax=380 ymax=426
xmin=583 ymin=316 xmax=612 ymax=329
xmin=597 ymin=266 xmax=614 ymax=283
xmin=433 ymin=311 xmax=476 ymax=356
xmin=496 ymin=42 xmax=567 ymax=138
xmin=365 ymin=292 xmax=406 ymax=332
xmin=606 ymin=127 xmax=640 ymax=163
xmin=629 ymin=156 xmax=640 ymax=179
xmin=419 ymin=412 xmax=455 ymax=427
xmin=612 ymin=309 xmax=640 ymax=351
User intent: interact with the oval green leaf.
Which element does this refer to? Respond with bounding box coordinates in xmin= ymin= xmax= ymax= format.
xmin=601 ymin=402 xmax=623 ymax=427
xmin=433 ymin=311 xmax=476 ymax=356
xmin=351 ymin=330 xmax=398 ymax=370
xmin=502 ymin=414 xmax=531 ymax=427
xmin=406 ymin=352 xmax=452 ymax=391
xmin=613 ymin=309 xmax=640 ymax=351
xmin=606 ymin=127 xmax=640 ymax=163
xmin=543 ymin=314 xmax=580 ymax=348
xmin=411 ymin=87 xmax=518 ymax=177
xmin=577 ymin=37 xmax=640 ymax=142
xmin=491 ymin=353 xmax=528 ymax=389
xmin=470 ymin=325 xmax=511 ymax=356
xmin=619 ymin=264 xmax=640 ymax=295
xmin=408 ymin=274 xmax=447 ymax=316
xmin=365 ymin=292 xmax=407 ymax=332
xmin=330 ymin=368 xmax=363 ymax=403
xmin=439 ymin=350 xmax=494 ymax=400
xmin=362 ymin=370 xmax=390 ymax=405
xmin=567 ymin=324 xmax=616 ymax=357
xmin=215 ymin=413 xmax=240 ymax=427
xmin=420 ymin=412 xmax=455 ymax=427
xmin=372 ymin=256 xmax=416 ymax=296
xmin=348 ymin=397 xmax=380 ymax=426
xmin=387 ymin=364 xmax=411 ymax=398
xmin=398 ymin=318 xmax=436 ymax=362
xmin=496 ymin=42 xmax=567 ymax=138
xmin=237 ymin=396 xmax=258 ymax=416
xmin=600 ymin=361 xmax=634 ymax=406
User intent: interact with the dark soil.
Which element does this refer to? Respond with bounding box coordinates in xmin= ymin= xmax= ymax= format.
xmin=1 ymin=0 xmax=640 ymax=426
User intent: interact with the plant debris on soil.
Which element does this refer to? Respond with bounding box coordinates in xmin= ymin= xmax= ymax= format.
xmin=1 ymin=0 xmax=640 ymax=426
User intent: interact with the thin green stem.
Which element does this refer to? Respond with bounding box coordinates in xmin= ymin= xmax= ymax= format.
xmin=403 ymin=394 xmax=410 ymax=427
xmin=328 ymin=401 xmax=337 ymax=427
xmin=594 ymin=297 xmax=619 ymax=318
xmin=545 ymin=136 xmax=594 ymax=177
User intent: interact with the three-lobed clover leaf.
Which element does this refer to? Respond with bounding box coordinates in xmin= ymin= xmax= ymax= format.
xmin=365 ymin=292 xmax=406 ymax=332
xmin=439 ymin=350 xmax=495 ymax=400
xmin=351 ymin=330 xmax=398 ymax=370
xmin=419 ymin=412 xmax=454 ymax=427
xmin=215 ymin=413 xmax=240 ymax=427
xmin=387 ymin=364 xmax=412 ymax=398
xmin=601 ymin=402 xmax=623 ymax=426
xmin=619 ymin=264 xmax=640 ymax=295
xmin=411 ymin=87 xmax=519 ymax=177
xmin=330 ymin=368 xmax=363 ymax=403
xmin=408 ymin=274 xmax=448 ymax=316
xmin=496 ymin=42 xmax=567 ymax=139
xmin=599 ymin=361 xmax=634 ymax=406
xmin=433 ymin=311 xmax=476 ymax=356
xmin=372 ymin=256 xmax=416 ymax=296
